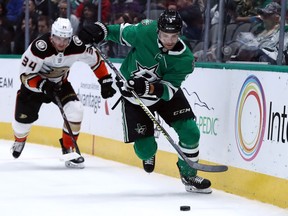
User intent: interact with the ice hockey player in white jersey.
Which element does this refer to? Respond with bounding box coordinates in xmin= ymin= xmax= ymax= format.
xmin=11 ymin=17 xmax=116 ymax=168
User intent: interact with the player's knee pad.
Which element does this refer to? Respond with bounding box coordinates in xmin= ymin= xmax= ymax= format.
xmin=63 ymin=100 xmax=84 ymax=122
xmin=12 ymin=119 xmax=32 ymax=138
xmin=172 ymin=119 xmax=200 ymax=148
xmin=134 ymin=136 xmax=157 ymax=160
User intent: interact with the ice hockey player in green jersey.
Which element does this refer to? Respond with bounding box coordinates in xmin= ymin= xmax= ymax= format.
xmin=79 ymin=10 xmax=212 ymax=193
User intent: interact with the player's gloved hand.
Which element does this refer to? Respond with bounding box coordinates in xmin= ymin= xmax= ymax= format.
xmin=127 ymin=77 xmax=150 ymax=96
xmin=116 ymin=78 xmax=133 ymax=97
xmin=98 ymin=74 xmax=116 ymax=99
xmin=39 ymin=79 xmax=61 ymax=99
xmin=78 ymin=21 xmax=108 ymax=44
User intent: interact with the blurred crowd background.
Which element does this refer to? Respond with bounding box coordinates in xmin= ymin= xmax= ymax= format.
xmin=0 ymin=0 xmax=288 ymax=65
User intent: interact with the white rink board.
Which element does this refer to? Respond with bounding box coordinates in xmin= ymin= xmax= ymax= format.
xmin=1 ymin=58 xmax=288 ymax=180
xmin=182 ymin=68 xmax=288 ymax=179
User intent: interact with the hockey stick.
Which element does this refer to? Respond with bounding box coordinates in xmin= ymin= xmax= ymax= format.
xmin=54 ymin=93 xmax=82 ymax=161
xmin=94 ymin=44 xmax=228 ymax=172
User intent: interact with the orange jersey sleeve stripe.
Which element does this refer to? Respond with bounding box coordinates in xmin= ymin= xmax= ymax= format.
xmin=93 ymin=60 xmax=109 ymax=79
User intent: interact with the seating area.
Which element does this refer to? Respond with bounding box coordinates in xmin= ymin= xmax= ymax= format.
xmin=189 ymin=21 xmax=263 ymax=54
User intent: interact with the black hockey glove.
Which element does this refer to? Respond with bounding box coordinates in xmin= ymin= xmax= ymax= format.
xmin=39 ymin=79 xmax=61 ymax=99
xmin=127 ymin=77 xmax=150 ymax=96
xmin=78 ymin=21 xmax=108 ymax=44
xmin=98 ymin=74 xmax=116 ymax=99
xmin=116 ymin=78 xmax=133 ymax=97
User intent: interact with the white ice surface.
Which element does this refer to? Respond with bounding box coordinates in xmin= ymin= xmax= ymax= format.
xmin=0 ymin=139 xmax=287 ymax=216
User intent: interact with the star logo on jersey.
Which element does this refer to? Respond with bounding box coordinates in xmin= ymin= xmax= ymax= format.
xmin=135 ymin=123 xmax=147 ymax=135
xmin=133 ymin=62 xmax=159 ymax=82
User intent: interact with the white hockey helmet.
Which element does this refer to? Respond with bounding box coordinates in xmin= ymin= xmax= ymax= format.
xmin=51 ymin=17 xmax=73 ymax=38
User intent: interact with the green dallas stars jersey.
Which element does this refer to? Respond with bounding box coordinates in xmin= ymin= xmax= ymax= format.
xmin=106 ymin=19 xmax=195 ymax=106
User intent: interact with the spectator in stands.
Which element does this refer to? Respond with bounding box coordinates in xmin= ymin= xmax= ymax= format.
xmin=18 ymin=0 xmax=39 ymax=26
xmin=131 ymin=12 xmax=146 ymax=24
xmin=105 ymin=12 xmax=132 ymax=58
xmin=37 ymin=15 xmax=51 ymax=37
xmin=57 ymin=0 xmax=79 ymax=34
xmin=167 ymin=0 xmax=178 ymax=10
xmin=0 ymin=1 xmax=15 ymax=54
xmin=75 ymin=0 xmax=111 ymax=23
xmin=143 ymin=0 xmax=166 ymax=20
xmin=0 ymin=0 xmax=5 ymax=16
xmin=111 ymin=0 xmax=145 ymax=17
xmin=195 ymin=1 xmax=280 ymax=63
xmin=282 ymin=2 xmax=288 ymax=64
xmin=232 ymin=0 xmax=263 ymax=23
xmin=0 ymin=16 xmax=14 ymax=54
xmin=34 ymin=0 xmax=58 ymax=21
xmin=77 ymin=1 xmax=98 ymax=34
xmin=177 ymin=0 xmax=204 ymax=40
xmin=70 ymin=0 xmax=81 ymax=13
xmin=0 ymin=0 xmax=15 ymax=31
xmin=233 ymin=2 xmax=281 ymax=64
xmin=114 ymin=12 xmax=132 ymax=24
xmin=210 ymin=0 xmax=263 ymax=25
xmin=13 ymin=0 xmax=39 ymax=49
xmin=5 ymin=0 xmax=23 ymax=25
xmin=13 ymin=16 xmax=38 ymax=54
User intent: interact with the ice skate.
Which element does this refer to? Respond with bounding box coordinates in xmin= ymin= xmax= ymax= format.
xmin=11 ymin=140 xmax=26 ymax=159
xmin=64 ymin=155 xmax=85 ymax=169
xmin=180 ymin=175 xmax=212 ymax=194
xmin=142 ymin=155 xmax=155 ymax=173
xmin=177 ymin=162 xmax=212 ymax=194
xmin=59 ymin=138 xmax=85 ymax=169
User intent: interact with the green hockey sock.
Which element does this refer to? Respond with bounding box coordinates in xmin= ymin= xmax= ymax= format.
xmin=134 ymin=136 xmax=157 ymax=160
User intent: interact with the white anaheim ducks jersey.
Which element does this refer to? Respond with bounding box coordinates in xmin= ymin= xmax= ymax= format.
xmin=19 ymin=33 xmax=107 ymax=93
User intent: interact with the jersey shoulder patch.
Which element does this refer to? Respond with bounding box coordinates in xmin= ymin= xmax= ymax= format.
xmin=72 ymin=35 xmax=83 ymax=46
xmin=65 ymin=36 xmax=86 ymax=55
xmin=35 ymin=40 xmax=47 ymax=51
xmin=30 ymin=33 xmax=56 ymax=59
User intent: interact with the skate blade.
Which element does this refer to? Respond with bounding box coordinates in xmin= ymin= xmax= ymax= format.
xmin=65 ymin=161 xmax=85 ymax=169
xmin=185 ymin=185 xmax=212 ymax=194
xmin=60 ymin=152 xmax=81 ymax=162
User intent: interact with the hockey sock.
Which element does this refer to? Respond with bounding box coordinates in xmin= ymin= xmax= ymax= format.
xmin=62 ymin=130 xmax=79 ymax=150
xmin=14 ymin=135 xmax=27 ymax=142
xmin=177 ymin=158 xmax=197 ymax=177
xmin=134 ymin=136 xmax=157 ymax=160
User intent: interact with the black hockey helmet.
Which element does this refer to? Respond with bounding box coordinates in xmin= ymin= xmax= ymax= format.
xmin=158 ymin=10 xmax=183 ymax=33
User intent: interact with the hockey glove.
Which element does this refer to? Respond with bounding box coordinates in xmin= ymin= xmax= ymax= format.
xmin=78 ymin=22 xmax=108 ymax=44
xmin=127 ymin=77 xmax=150 ymax=96
xmin=116 ymin=78 xmax=133 ymax=97
xmin=98 ymin=74 xmax=116 ymax=99
xmin=39 ymin=79 xmax=61 ymax=99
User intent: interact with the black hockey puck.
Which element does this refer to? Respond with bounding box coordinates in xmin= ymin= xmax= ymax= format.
xmin=180 ymin=205 xmax=190 ymax=211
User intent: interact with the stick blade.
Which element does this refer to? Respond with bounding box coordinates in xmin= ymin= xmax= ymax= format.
xmin=186 ymin=160 xmax=228 ymax=172
xmin=60 ymin=152 xmax=81 ymax=162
